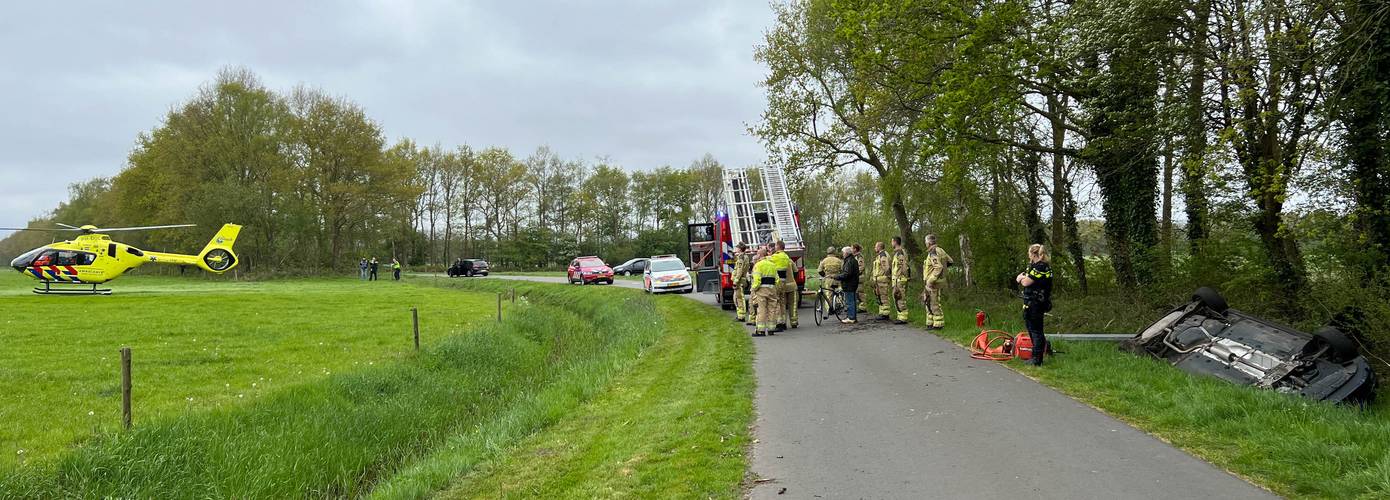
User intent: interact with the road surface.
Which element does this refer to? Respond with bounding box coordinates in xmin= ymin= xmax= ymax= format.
xmin=481 ymin=274 xmax=1275 ymax=499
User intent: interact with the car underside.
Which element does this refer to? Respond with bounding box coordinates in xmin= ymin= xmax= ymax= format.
xmin=1122 ymin=288 xmax=1377 ymax=405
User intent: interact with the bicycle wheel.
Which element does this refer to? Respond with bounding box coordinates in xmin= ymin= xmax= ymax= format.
xmin=833 ymin=292 xmax=846 ymax=322
xmin=814 ymin=292 xmax=825 ymax=326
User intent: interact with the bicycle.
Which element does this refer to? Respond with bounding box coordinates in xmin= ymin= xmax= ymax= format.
xmin=813 ymin=285 xmax=847 ymax=326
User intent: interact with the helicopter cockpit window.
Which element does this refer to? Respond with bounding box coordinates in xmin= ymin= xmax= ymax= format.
xmin=9 ymin=247 xmax=45 ymax=269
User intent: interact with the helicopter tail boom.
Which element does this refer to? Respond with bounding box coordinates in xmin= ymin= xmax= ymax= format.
xmin=142 ymin=224 xmax=242 ymax=273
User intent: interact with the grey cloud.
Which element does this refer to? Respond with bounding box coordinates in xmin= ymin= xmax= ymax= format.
xmin=0 ymin=0 xmax=773 ymax=228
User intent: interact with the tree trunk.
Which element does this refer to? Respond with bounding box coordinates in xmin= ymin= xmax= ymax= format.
xmin=1181 ymin=0 xmax=1212 ymax=252
xmin=958 ymin=233 xmax=973 ymax=287
xmin=1047 ymin=91 xmax=1068 ymax=249
xmin=1063 ymin=176 xmax=1088 ymax=294
xmin=888 ymin=189 xmax=920 ymax=268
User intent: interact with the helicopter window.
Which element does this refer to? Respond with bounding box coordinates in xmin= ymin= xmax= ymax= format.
xmin=32 ymin=249 xmax=57 ymax=267
xmin=54 ymin=250 xmax=96 ymax=266
xmin=9 ymin=247 xmax=45 ymax=268
xmin=126 ymin=247 xmax=144 ymax=257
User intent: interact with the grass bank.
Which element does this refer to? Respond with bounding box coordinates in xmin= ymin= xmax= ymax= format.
xmin=0 ymin=279 xmax=668 ymax=497
xmin=374 ymin=294 xmax=754 ymax=499
xmin=912 ymin=286 xmax=1390 ymax=498
xmin=0 ymin=272 xmax=491 ymax=468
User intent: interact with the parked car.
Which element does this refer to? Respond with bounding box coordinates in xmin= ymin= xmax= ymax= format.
xmin=643 ymin=255 xmax=692 ymax=294
xmin=613 ymin=258 xmax=649 ymax=275
xmin=447 ymin=258 xmax=489 ymax=277
xmin=568 ymin=256 xmax=613 ymax=285
xmin=1122 ymin=287 xmax=1377 ymax=405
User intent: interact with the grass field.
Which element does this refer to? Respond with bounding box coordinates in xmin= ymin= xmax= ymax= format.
xmin=0 ymin=271 xmax=755 ymax=498
xmin=911 ymin=286 xmax=1390 ymax=498
xmin=0 ymin=271 xmax=493 ymax=469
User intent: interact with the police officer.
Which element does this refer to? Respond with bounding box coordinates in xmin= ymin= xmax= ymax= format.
xmin=890 ymin=236 xmax=910 ymax=324
xmin=751 ymin=247 xmax=781 ymax=337
xmin=852 ymin=243 xmax=868 ymax=313
xmin=871 ymin=241 xmax=891 ymax=320
xmin=1016 ymin=244 xmax=1054 ymax=365
xmin=770 ymin=240 xmax=798 ymax=329
xmin=920 ymin=234 xmax=953 ymax=329
xmin=732 ymin=243 xmax=752 ymax=323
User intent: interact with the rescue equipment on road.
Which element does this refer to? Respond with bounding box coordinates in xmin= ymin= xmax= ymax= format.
xmin=969 ymin=329 xmax=1044 ymax=361
xmin=970 ymin=330 xmax=1016 ymax=361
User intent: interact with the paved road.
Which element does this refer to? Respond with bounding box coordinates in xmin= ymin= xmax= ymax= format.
xmin=482 ymin=274 xmax=1275 ymax=499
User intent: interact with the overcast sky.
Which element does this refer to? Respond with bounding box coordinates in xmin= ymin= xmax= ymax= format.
xmin=0 ymin=1 xmax=774 ymax=229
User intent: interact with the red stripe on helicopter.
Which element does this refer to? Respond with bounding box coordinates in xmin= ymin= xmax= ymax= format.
xmin=63 ymin=266 xmax=77 ymax=275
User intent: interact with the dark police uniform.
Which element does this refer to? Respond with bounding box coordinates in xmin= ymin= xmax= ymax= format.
xmin=1022 ymin=261 xmax=1053 ymax=365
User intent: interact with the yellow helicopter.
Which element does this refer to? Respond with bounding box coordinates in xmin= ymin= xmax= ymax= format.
xmin=4 ymin=223 xmax=241 ymax=295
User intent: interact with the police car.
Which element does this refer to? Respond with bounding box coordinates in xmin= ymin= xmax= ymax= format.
xmin=643 ymin=255 xmax=692 ymax=294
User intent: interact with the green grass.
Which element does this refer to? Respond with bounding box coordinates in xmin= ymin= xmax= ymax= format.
xmin=422 ymin=295 xmax=753 ymax=499
xmin=0 ymin=277 xmax=677 ymax=497
xmin=916 ymin=286 xmax=1390 ymax=498
xmin=0 ymin=271 xmax=492 ymax=469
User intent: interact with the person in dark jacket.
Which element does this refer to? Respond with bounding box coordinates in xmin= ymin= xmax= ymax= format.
xmin=836 ymin=246 xmax=861 ymax=324
xmin=1015 ymin=244 xmax=1054 ymax=366
xmin=369 ymin=257 xmax=379 ymax=281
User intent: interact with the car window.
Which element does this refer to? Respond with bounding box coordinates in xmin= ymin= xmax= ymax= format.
xmin=649 ymin=259 xmax=684 ymax=272
xmin=579 ymin=258 xmax=604 ymax=267
xmin=636 ymin=260 xmax=647 ymax=270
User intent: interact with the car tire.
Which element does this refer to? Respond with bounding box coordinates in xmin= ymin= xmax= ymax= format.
xmin=1314 ymin=326 xmax=1359 ymax=363
xmin=1192 ymin=287 xmax=1228 ymax=313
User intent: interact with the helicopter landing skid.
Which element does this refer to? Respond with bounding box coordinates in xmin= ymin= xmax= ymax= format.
xmin=33 ymin=281 xmax=112 ymax=296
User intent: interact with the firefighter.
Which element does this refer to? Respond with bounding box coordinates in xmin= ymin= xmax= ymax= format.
xmin=920 ymin=234 xmax=953 ymax=329
xmin=890 ymin=236 xmax=910 ymax=324
xmin=770 ymin=240 xmax=798 ymax=329
xmin=732 ymin=243 xmax=752 ymax=323
xmin=1015 ymin=244 xmax=1054 ymax=366
xmin=818 ymin=246 xmax=843 ymax=289
xmin=871 ymin=241 xmax=891 ymax=320
xmin=750 ymin=247 xmax=781 ymax=337
xmin=852 ymin=243 xmax=868 ymax=313
xmin=817 ymin=246 xmax=843 ymax=320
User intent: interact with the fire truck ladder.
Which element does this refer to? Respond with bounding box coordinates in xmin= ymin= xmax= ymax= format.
xmin=723 ymin=169 xmax=764 ymax=246
xmin=758 ymin=164 xmax=803 ymax=250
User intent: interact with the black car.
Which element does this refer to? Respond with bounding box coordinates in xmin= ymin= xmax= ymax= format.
xmin=447 ymin=258 xmax=490 ymax=277
xmin=1122 ymin=287 xmax=1376 ymax=405
xmin=613 ymin=258 xmax=649 ymax=276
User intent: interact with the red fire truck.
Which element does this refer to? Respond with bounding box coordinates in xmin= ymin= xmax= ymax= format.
xmin=688 ymin=165 xmax=807 ymax=310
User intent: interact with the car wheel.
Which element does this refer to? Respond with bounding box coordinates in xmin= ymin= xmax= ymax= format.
xmin=1313 ymin=326 xmax=1359 ymax=363
xmin=1192 ymin=287 xmax=1228 ymax=313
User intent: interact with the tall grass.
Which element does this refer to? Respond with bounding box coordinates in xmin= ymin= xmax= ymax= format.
xmin=0 ymin=280 xmax=663 ymax=498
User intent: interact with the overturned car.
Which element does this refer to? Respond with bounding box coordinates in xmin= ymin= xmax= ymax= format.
xmin=1122 ymin=288 xmax=1377 ymax=405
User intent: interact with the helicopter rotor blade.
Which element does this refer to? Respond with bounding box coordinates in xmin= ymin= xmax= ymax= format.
xmin=0 ymin=227 xmax=79 ymax=232
xmin=96 ymin=224 xmax=198 ymax=232
xmin=54 ymin=222 xmax=81 ymax=229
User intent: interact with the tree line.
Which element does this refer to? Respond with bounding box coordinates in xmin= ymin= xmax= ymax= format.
xmin=0 ymin=68 xmax=730 ymax=272
xmin=753 ymin=0 xmax=1389 ymax=325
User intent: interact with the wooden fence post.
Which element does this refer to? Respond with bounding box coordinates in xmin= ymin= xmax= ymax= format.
xmin=497 ymin=293 xmax=503 ymax=322
xmin=411 ymin=307 xmax=420 ymax=351
xmin=120 ymin=347 xmax=132 ymax=430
